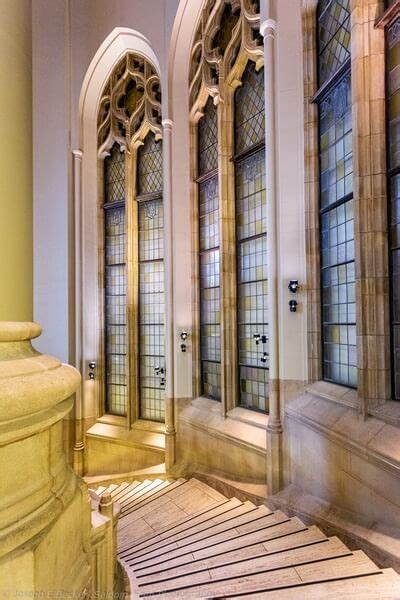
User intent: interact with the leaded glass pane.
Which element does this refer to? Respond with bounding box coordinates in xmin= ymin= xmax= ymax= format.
xmin=105 ymin=144 xmax=125 ymax=204
xmin=104 ymin=202 xmax=127 ymax=416
xmin=199 ymin=176 xmax=221 ymax=400
xmin=388 ymin=19 xmax=400 ymax=170
xmin=138 ymin=135 xmax=163 ymax=195
xmin=198 ymin=97 xmax=218 ymax=176
xmin=318 ymin=81 xmax=356 ymax=386
xmin=388 ymin=21 xmax=400 ymax=399
xmin=318 ymin=0 xmax=351 ymax=85
xmin=138 ymin=199 xmax=165 ymax=422
xmin=235 ymin=64 xmax=265 ymax=154
xmin=319 ymin=74 xmax=353 ymax=209
xmin=236 ymin=149 xmax=269 ymax=411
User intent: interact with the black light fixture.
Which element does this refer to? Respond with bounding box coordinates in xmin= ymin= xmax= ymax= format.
xmin=180 ymin=331 xmax=188 ymax=352
xmin=289 ymin=300 xmax=298 ymax=313
xmin=288 ymin=280 xmax=299 ymax=293
xmin=88 ymin=361 xmax=96 ymax=380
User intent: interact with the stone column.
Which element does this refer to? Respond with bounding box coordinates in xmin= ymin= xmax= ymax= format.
xmin=72 ymin=150 xmax=85 ymax=475
xmin=0 ymin=0 xmax=33 ymax=321
xmin=162 ymin=118 xmax=176 ymax=470
xmin=351 ymin=0 xmax=390 ymax=412
xmin=0 ymin=322 xmax=92 ymax=596
xmin=261 ymin=18 xmax=283 ymax=494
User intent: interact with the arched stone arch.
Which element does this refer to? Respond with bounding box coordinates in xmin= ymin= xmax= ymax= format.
xmin=73 ymin=28 xmax=163 ymax=472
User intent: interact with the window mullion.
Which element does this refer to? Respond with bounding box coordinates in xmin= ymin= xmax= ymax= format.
xmin=218 ymin=94 xmax=238 ymax=414
xmin=127 ymin=148 xmax=139 ymax=428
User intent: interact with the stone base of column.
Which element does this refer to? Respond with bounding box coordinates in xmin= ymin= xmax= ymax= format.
xmin=165 ymin=428 xmax=176 ymax=472
xmin=73 ymin=441 xmax=85 ymax=476
xmin=266 ymin=422 xmax=283 ymax=495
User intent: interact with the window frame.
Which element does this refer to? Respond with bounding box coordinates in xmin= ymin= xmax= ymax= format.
xmin=96 ymin=53 xmax=165 ymax=426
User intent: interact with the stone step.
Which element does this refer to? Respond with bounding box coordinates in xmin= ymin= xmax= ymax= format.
xmin=118 ymin=480 xmax=214 ymax=546
xmin=228 ymin=568 xmax=400 ymax=599
xmin=135 ymin=536 xmax=350 ymax=595
xmin=119 ymin=496 xmax=243 ymax=558
xmin=124 ymin=501 xmax=262 ymax=561
xmin=118 ymin=478 xmax=227 ymax=543
xmin=138 ymin=551 xmax=380 ymax=598
xmin=104 ymin=478 xmax=400 ymax=599
xmin=136 ymin=525 xmax=328 ymax=584
xmin=132 ymin=517 xmax=310 ymax=576
xmin=120 ymin=479 xmax=178 ymax=515
xmin=110 ymin=481 xmax=137 ymax=500
xmin=128 ymin=511 xmax=295 ymax=571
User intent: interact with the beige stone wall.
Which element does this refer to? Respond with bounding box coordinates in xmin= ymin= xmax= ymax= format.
xmin=0 ymin=0 xmax=33 ymax=321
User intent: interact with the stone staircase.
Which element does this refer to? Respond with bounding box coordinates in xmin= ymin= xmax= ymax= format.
xmin=91 ymin=478 xmax=400 ymax=598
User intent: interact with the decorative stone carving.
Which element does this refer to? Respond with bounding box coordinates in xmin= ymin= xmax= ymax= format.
xmin=189 ymin=0 xmax=263 ymax=114
xmin=0 ymin=322 xmax=116 ymax=596
xmin=98 ymin=53 xmax=162 ymax=157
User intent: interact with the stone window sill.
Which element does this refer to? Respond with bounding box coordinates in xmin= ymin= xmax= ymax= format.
xmin=179 ymin=397 xmax=268 ymax=453
xmin=285 ymin=392 xmax=400 ymax=477
xmin=306 ymin=381 xmax=400 ymax=428
xmin=305 ymin=380 xmax=358 ymax=409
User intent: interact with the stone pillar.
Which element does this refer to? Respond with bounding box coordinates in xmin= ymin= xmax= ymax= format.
xmin=351 ymin=0 xmax=390 ymax=412
xmin=0 ymin=0 xmax=33 ymax=321
xmin=261 ymin=18 xmax=283 ymax=494
xmin=72 ymin=150 xmax=85 ymax=475
xmin=0 ymin=322 xmax=92 ymax=596
xmin=162 ymin=119 xmax=176 ymax=470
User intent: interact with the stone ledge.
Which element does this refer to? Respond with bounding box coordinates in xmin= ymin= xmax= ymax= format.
xmin=269 ymin=483 xmax=400 ymax=573
xmin=285 ymin=392 xmax=400 ymax=478
xmin=86 ymin=422 xmax=165 ymax=452
xmin=179 ymin=398 xmax=267 ymax=455
xmin=306 ymin=380 xmax=358 ymax=409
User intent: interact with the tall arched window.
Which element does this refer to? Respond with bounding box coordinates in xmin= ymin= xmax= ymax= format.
xmin=384 ymin=5 xmax=400 ymax=398
xmin=104 ymin=144 xmax=128 ymax=416
xmin=98 ymin=54 xmax=165 ymax=423
xmin=198 ymin=98 xmax=220 ymax=400
xmin=190 ymin=1 xmax=266 ymax=412
xmin=316 ymin=0 xmax=356 ymax=387
xmin=234 ymin=63 xmax=268 ymax=411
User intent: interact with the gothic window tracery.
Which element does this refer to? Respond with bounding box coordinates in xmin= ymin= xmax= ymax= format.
xmin=98 ymin=53 xmax=164 ymax=422
xmin=190 ymin=0 xmax=267 ymax=411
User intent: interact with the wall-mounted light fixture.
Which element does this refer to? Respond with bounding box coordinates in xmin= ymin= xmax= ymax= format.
xmin=288 ymin=279 xmax=299 ymax=293
xmin=88 ymin=361 xmax=96 ymax=380
xmin=289 ymin=300 xmax=298 ymax=313
xmin=180 ymin=331 xmax=189 ymax=352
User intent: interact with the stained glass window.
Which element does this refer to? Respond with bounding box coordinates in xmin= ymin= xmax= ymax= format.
xmin=235 ymin=63 xmax=265 ymax=155
xmin=104 ymin=144 xmax=128 ymax=415
xmin=317 ymin=1 xmax=356 ymax=387
xmin=318 ymin=0 xmax=351 ymax=85
xmin=387 ymin=18 xmax=400 ymax=398
xmin=198 ymin=99 xmax=221 ymax=400
xmin=137 ymin=134 xmax=165 ymax=422
xmin=138 ymin=135 xmax=163 ymax=195
xmin=234 ymin=64 xmax=268 ymax=412
xmin=198 ymin=97 xmax=218 ymax=176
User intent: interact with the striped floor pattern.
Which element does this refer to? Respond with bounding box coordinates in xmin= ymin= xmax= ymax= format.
xmin=91 ymin=478 xmax=400 ymax=598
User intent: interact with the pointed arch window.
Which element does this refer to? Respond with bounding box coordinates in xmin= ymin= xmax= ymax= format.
xmin=104 ymin=144 xmax=127 ymax=416
xmin=234 ymin=63 xmax=268 ymax=411
xmin=190 ymin=0 xmax=266 ymax=412
xmin=198 ymin=98 xmax=221 ymax=400
xmin=98 ymin=54 xmax=165 ymax=423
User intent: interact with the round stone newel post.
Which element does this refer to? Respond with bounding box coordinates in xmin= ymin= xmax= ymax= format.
xmin=0 ymin=322 xmax=92 ymax=596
